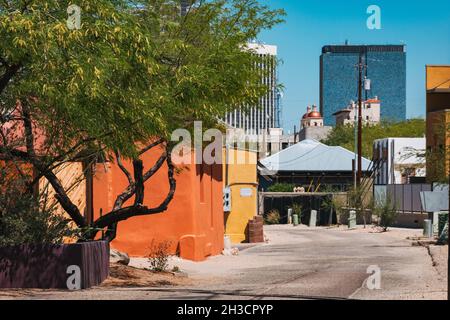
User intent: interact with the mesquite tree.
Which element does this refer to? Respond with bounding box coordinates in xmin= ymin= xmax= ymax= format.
xmin=0 ymin=0 xmax=284 ymax=241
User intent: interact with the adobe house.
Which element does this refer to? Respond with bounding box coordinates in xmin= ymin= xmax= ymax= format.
xmin=1 ymin=103 xmax=225 ymax=261
xmin=91 ymin=145 xmax=224 ymax=261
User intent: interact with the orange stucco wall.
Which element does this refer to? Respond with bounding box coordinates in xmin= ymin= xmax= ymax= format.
xmin=92 ymin=146 xmax=224 ymax=261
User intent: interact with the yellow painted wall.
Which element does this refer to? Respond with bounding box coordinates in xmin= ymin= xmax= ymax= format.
xmin=426 ymin=65 xmax=450 ymax=91
xmin=426 ymin=65 xmax=450 ymax=181
xmin=38 ymin=162 xmax=86 ymax=243
xmin=223 ymin=148 xmax=258 ymax=244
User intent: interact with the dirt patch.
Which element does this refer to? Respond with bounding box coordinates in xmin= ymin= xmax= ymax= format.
xmin=427 ymin=245 xmax=448 ymax=282
xmin=101 ymin=263 xmax=192 ymax=288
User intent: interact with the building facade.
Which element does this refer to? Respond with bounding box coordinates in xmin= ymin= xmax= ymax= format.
xmin=425 ymin=65 xmax=450 ymax=183
xmin=298 ymin=105 xmax=332 ymax=141
xmin=333 ymin=97 xmax=381 ymax=126
xmin=92 ymin=147 xmax=225 ymax=261
xmin=320 ymin=45 xmax=406 ymax=125
xmin=223 ymin=148 xmax=258 ymax=244
xmin=223 ymin=43 xmax=280 ymax=135
xmin=373 ymin=138 xmax=426 ymax=185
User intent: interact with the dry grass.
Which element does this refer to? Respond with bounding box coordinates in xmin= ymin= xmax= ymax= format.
xmin=101 ymin=263 xmax=191 ymax=288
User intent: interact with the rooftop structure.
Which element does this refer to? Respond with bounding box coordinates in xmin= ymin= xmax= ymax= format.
xmin=333 ymin=97 xmax=381 ymax=126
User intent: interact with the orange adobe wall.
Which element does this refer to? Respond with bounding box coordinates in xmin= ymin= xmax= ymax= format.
xmin=92 ymin=146 xmax=224 ymax=261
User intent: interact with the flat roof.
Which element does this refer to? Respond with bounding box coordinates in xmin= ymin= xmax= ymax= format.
xmin=322 ymin=44 xmax=405 ymax=54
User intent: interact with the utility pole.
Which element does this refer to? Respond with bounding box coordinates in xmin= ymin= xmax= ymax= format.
xmin=356 ymin=51 xmax=366 ymax=186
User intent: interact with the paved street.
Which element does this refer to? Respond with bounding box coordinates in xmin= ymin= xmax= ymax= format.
xmin=0 ymin=225 xmax=447 ymax=300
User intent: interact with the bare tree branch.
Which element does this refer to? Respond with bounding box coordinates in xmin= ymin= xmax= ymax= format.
xmin=115 ymin=149 xmax=133 ymax=184
xmin=92 ymin=151 xmax=176 ymax=238
xmin=138 ymin=138 xmax=164 ymax=156
xmin=133 ymin=159 xmax=144 ymax=205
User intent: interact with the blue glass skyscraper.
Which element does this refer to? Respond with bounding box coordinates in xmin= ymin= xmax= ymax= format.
xmin=320 ymin=45 xmax=406 ymax=125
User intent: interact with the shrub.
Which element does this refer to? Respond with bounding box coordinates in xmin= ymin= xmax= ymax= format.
xmin=373 ymin=197 xmax=398 ymax=232
xmin=347 ymin=185 xmax=372 ymax=227
xmin=267 ymin=183 xmax=295 ymax=192
xmin=0 ymin=170 xmax=75 ymax=246
xmin=147 ymin=239 xmax=172 ymax=272
xmin=292 ymin=203 xmax=302 ymax=224
xmin=264 ymin=209 xmax=280 ymax=225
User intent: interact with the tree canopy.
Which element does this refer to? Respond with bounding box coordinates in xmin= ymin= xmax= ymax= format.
xmin=1 ymin=0 xmax=285 ymax=157
xmin=321 ymin=119 xmax=426 ymax=159
xmin=0 ymin=0 xmax=285 ymax=241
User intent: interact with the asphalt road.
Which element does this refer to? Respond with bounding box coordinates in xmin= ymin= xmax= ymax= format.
xmin=0 ymin=225 xmax=447 ymax=300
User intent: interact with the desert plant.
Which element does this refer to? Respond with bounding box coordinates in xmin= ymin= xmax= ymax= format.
xmin=372 ymin=197 xmax=398 ymax=232
xmin=0 ymin=170 xmax=76 ymax=246
xmin=264 ymin=209 xmax=281 ymax=225
xmin=292 ymin=203 xmax=302 ymax=224
xmin=320 ymin=187 xmax=347 ymax=225
xmin=347 ymin=185 xmax=373 ymax=227
xmin=147 ymin=239 xmax=172 ymax=272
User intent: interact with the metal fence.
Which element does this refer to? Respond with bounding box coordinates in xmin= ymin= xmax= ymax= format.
xmin=374 ymin=184 xmax=432 ymax=213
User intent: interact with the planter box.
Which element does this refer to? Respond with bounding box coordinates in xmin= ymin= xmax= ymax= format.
xmin=0 ymin=241 xmax=109 ymax=289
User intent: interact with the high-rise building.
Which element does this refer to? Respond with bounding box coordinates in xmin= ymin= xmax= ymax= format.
xmin=320 ymin=44 xmax=406 ymax=125
xmin=223 ymin=43 xmax=281 ymax=135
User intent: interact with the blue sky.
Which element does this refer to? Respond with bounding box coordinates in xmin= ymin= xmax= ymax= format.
xmin=258 ymin=0 xmax=450 ymax=133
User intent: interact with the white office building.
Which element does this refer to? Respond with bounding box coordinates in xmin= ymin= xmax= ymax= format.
xmin=223 ymin=43 xmax=281 ymax=135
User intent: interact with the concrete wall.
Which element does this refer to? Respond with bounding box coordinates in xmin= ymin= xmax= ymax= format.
xmin=298 ymin=126 xmax=332 ymax=142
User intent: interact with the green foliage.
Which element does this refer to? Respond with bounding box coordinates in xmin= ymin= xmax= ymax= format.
xmin=0 ymin=171 xmax=75 ymax=246
xmin=0 ymin=1 xmax=285 ymax=235
xmin=321 ymin=119 xmax=426 ymax=158
xmin=347 ymin=184 xmax=373 ymax=226
xmin=267 ymin=183 xmax=294 ymax=192
xmin=0 ymin=0 xmax=286 ymax=158
xmin=426 ymin=121 xmax=449 ymax=184
xmin=372 ymin=196 xmax=398 ymax=232
xmin=264 ymin=209 xmax=280 ymax=225
xmin=292 ymin=203 xmax=302 ymax=223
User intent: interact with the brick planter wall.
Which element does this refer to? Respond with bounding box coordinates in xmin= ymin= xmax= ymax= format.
xmin=248 ymin=216 xmax=264 ymax=243
xmin=0 ymin=241 xmax=109 ymax=289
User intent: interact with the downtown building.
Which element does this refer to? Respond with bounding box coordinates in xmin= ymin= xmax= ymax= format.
xmin=223 ymin=43 xmax=281 ymax=136
xmin=320 ymin=44 xmax=406 ymax=126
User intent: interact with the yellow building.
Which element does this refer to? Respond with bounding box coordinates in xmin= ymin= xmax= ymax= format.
xmin=223 ymin=147 xmax=258 ymax=243
xmin=425 ymin=65 xmax=450 ymax=182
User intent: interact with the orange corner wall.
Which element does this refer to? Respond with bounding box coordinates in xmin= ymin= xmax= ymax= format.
xmin=92 ymin=147 xmax=224 ymax=261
